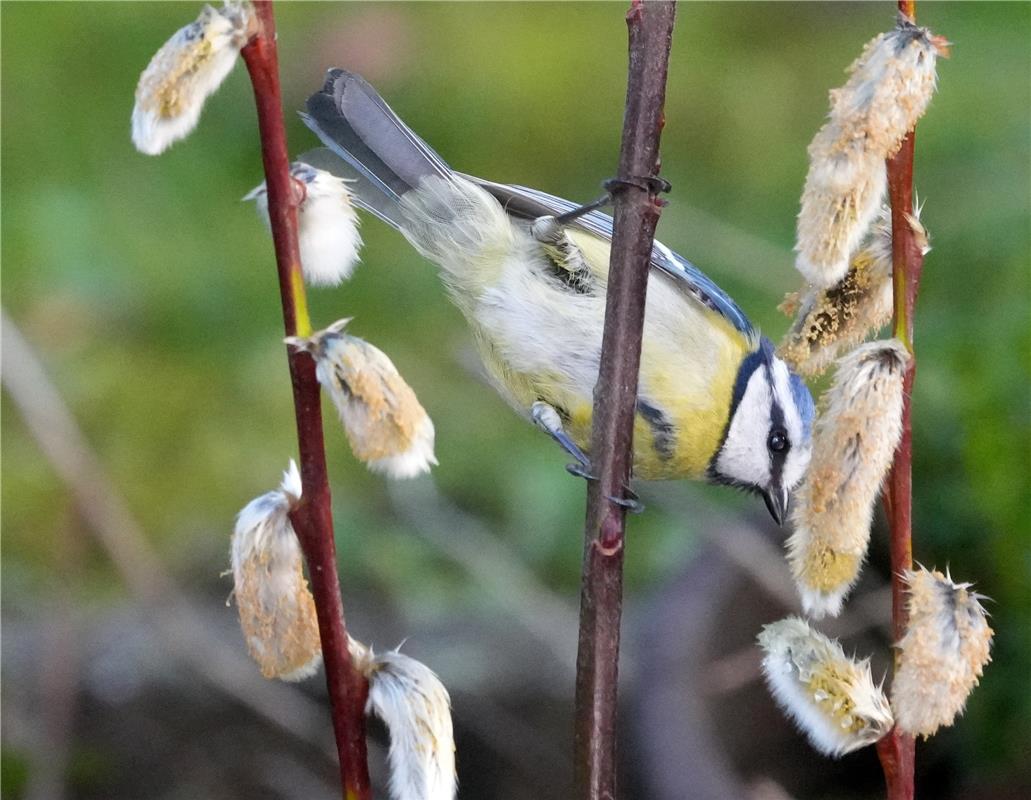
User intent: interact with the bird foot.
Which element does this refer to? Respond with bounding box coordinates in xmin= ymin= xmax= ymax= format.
xmin=565 ymin=462 xmax=644 ymax=514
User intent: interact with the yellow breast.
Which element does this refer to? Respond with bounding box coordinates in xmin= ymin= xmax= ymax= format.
xmin=463 ymin=227 xmax=754 ymax=482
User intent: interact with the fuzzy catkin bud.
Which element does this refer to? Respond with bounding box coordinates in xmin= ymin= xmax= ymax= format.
xmin=758 ymin=617 xmax=893 ymax=757
xmin=230 ymin=461 xmax=322 ymax=681
xmin=780 ymin=207 xmax=929 ymax=377
xmin=350 ymin=638 xmax=457 ymax=800
xmin=245 ymin=162 xmax=363 ymax=287
xmin=787 ymin=340 xmax=909 ymax=618
xmin=795 ymin=16 xmax=946 ymax=287
xmin=892 ymin=567 xmax=993 ymax=738
xmin=132 ymin=3 xmax=252 ymax=155
xmin=286 ymin=320 xmax=437 ymax=479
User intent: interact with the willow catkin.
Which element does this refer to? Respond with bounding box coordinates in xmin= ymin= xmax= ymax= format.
xmin=787 ymin=340 xmax=909 ymax=618
xmin=892 ymin=567 xmax=993 ymax=738
xmin=287 ymin=320 xmax=437 ymax=478
xmin=230 ymin=461 xmax=322 ymax=681
xmin=758 ymin=617 xmax=893 ymax=757
xmin=795 ymin=16 xmax=947 ymax=287
xmin=132 ymin=2 xmax=252 ymax=155
xmin=780 ymin=206 xmax=929 ymax=377
xmin=349 ymin=638 xmax=456 ymax=800
xmin=245 ymin=162 xmax=363 ymax=287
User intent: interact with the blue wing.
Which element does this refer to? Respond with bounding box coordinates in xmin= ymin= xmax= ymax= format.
xmin=469 ymin=177 xmax=755 ymax=337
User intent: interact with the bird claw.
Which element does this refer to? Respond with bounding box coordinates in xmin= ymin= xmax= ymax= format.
xmin=603 ymin=175 xmax=672 ymax=196
xmin=565 ymin=462 xmax=598 ymax=481
xmin=565 ymin=462 xmax=645 ymax=514
xmin=553 ymin=176 xmax=672 ymax=226
xmin=606 ymin=488 xmax=645 ymax=515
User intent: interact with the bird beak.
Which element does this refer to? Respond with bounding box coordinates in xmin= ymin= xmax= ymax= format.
xmin=763 ymin=487 xmax=789 ymax=526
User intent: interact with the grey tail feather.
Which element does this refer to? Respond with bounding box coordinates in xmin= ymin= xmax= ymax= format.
xmin=301 ymin=69 xmax=452 ymax=228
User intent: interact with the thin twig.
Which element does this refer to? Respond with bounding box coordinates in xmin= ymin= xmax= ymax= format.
xmin=239 ymin=4 xmax=370 ymax=796
xmin=573 ymin=2 xmax=677 ymax=797
xmin=875 ymin=1 xmax=924 ymax=797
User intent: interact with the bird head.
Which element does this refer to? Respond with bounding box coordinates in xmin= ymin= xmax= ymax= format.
xmin=709 ymin=338 xmax=815 ymax=525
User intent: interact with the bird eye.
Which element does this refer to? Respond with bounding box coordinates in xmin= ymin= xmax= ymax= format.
xmin=768 ymin=429 xmax=789 ymax=453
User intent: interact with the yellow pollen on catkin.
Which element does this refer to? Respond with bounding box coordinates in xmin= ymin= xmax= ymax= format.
xmin=799 ymin=544 xmax=861 ymax=592
xmin=779 ymin=207 xmax=906 ymax=377
xmin=758 ymin=617 xmax=893 ymax=757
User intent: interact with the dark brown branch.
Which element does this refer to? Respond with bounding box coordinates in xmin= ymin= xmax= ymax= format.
xmin=574 ymin=2 xmax=677 ymax=798
xmin=875 ymin=2 xmax=925 ymax=798
xmin=240 ymin=4 xmax=370 ymax=798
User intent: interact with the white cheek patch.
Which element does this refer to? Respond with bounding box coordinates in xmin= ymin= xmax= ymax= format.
xmin=715 ymin=369 xmax=773 ymax=486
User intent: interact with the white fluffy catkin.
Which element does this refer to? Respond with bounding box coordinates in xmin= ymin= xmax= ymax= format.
xmin=787 ymin=340 xmax=909 ymax=618
xmin=795 ymin=16 xmax=947 ymax=287
xmin=780 ymin=206 xmax=930 ymax=377
xmin=758 ymin=617 xmax=893 ymax=757
xmin=230 ymin=461 xmax=322 ymax=681
xmin=244 ymin=162 xmax=363 ymax=287
xmin=350 ymin=638 xmax=456 ymax=800
xmin=132 ymin=2 xmax=251 ymax=155
xmin=892 ymin=567 xmax=993 ymax=738
xmin=286 ymin=320 xmax=437 ymax=479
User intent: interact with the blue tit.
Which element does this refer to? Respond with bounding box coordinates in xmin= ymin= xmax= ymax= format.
xmin=299 ymin=70 xmax=815 ymax=523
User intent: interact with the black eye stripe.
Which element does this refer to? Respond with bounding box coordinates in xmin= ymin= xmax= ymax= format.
xmin=767 ymin=368 xmax=787 ymax=487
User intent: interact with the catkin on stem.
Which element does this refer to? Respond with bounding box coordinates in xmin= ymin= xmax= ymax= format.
xmin=286 ymin=320 xmax=437 ymax=479
xmin=795 ymin=15 xmax=946 ymax=287
xmin=787 ymin=340 xmax=909 ymax=618
xmin=780 ymin=206 xmax=929 ymax=377
xmin=350 ymin=638 xmax=456 ymax=800
xmin=245 ymin=162 xmax=363 ymax=287
xmin=230 ymin=461 xmax=321 ymax=681
xmin=132 ymin=2 xmax=253 ymax=155
xmin=892 ymin=567 xmax=993 ymax=738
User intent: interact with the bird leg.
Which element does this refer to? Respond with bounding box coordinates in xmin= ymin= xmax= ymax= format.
xmin=530 ymin=401 xmax=644 ymax=514
xmin=552 ymin=176 xmax=672 ymax=225
xmin=553 ymin=192 xmax=613 ymax=225
xmin=531 ymin=401 xmax=591 ymax=471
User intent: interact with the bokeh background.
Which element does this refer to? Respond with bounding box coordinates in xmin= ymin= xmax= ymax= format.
xmin=3 ymin=2 xmax=1028 ymax=799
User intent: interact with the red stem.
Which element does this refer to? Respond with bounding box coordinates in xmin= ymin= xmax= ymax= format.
xmin=876 ymin=2 xmax=926 ymax=797
xmin=878 ymin=132 xmax=921 ymax=800
xmin=240 ymin=5 xmax=370 ymax=799
xmin=573 ymin=2 xmax=677 ymax=798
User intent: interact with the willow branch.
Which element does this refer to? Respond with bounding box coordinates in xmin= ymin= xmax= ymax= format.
xmin=875 ymin=1 xmax=923 ymax=798
xmin=573 ymin=2 xmax=677 ymax=798
xmin=239 ymin=4 xmax=370 ymax=798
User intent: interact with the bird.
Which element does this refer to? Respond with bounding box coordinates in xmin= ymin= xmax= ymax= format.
xmin=298 ymin=69 xmax=815 ymax=524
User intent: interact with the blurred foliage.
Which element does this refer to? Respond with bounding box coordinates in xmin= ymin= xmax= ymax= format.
xmin=2 ymin=1 xmax=1028 ymax=796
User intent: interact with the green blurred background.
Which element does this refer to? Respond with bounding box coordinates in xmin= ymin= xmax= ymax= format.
xmin=2 ymin=2 xmax=1028 ymax=799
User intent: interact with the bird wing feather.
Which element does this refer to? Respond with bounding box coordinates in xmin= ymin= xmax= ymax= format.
xmin=469 ymin=177 xmax=755 ymax=336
